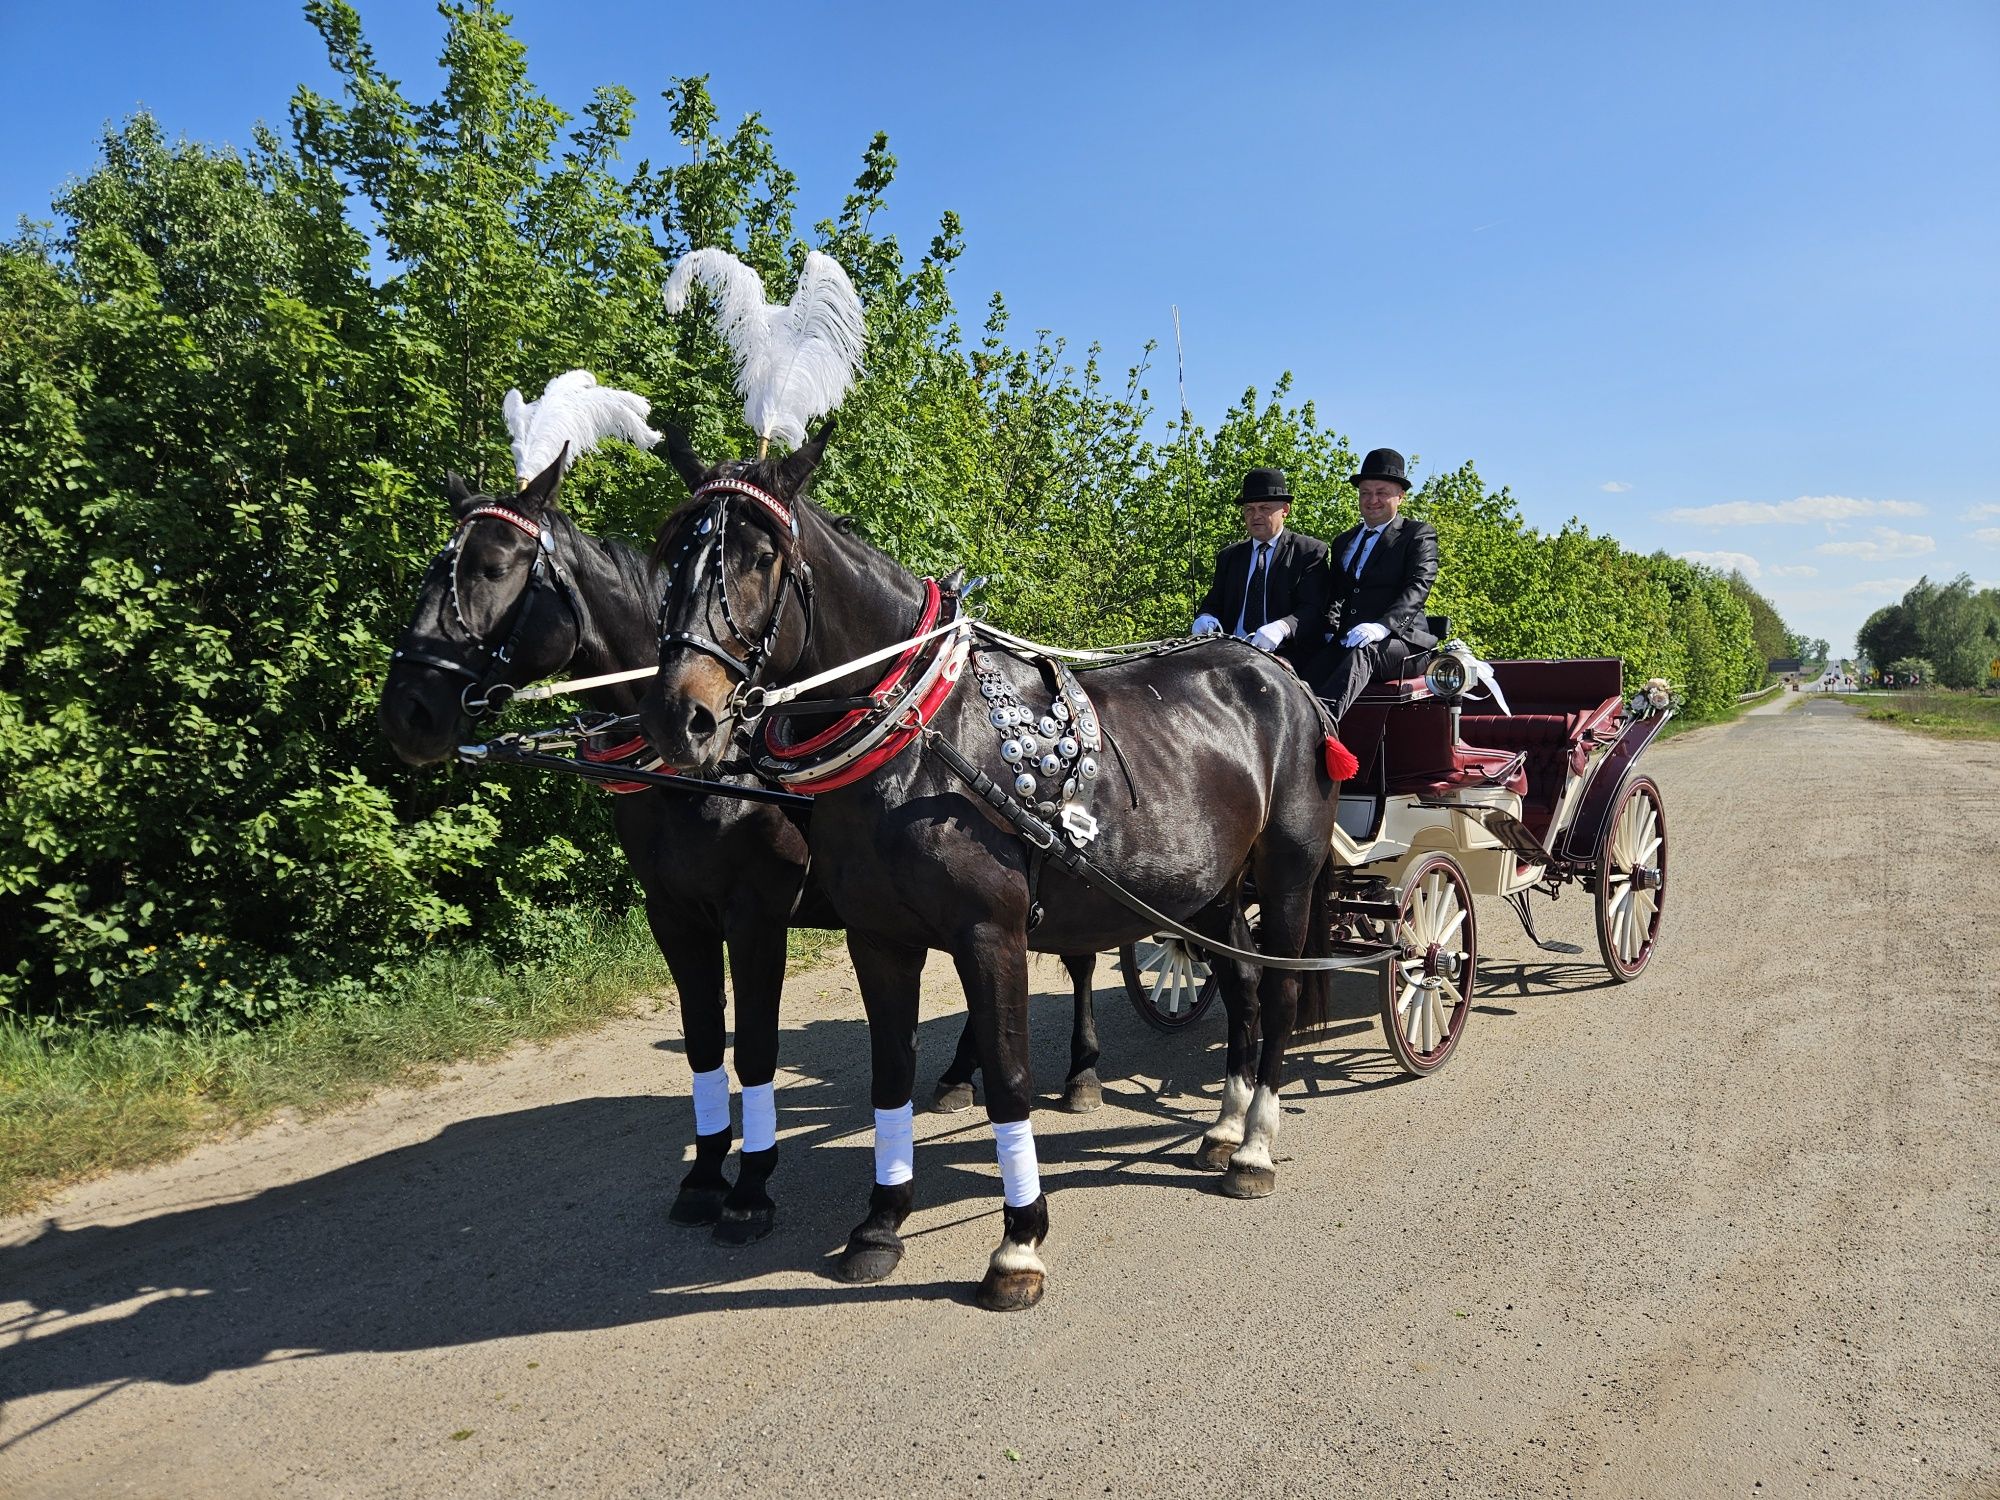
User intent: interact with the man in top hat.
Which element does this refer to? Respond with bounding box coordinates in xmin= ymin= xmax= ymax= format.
xmin=1305 ymin=448 xmax=1440 ymax=721
xmin=1192 ymin=467 xmax=1330 ymax=669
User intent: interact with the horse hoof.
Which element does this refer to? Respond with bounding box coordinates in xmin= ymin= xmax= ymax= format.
xmin=1061 ymin=1077 xmax=1103 ymax=1113
xmin=1219 ymin=1163 xmax=1277 ymax=1199
xmin=712 ymin=1202 xmax=775 ymax=1247
xmin=667 ymin=1185 xmax=729 ymax=1226
xmin=1194 ymin=1136 xmax=1239 ymax=1171
xmin=976 ymin=1268 xmax=1046 ymax=1312
xmin=932 ymin=1081 xmax=975 ymax=1114
xmin=832 ymin=1240 xmax=904 ymax=1284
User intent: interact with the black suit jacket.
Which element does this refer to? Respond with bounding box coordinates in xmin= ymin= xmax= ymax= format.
xmin=1198 ymin=529 xmax=1330 ymax=660
xmin=1323 ymin=515 xmax=1440 ymax=647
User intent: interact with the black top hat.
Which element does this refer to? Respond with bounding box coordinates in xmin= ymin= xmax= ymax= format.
xmin=1235 ymin=468 xmax=1292 ymax=503
xmin=1349 ymin=449 xmax=1411 ymax=490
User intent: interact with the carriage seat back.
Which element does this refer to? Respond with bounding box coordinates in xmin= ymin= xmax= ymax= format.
xmin=1458 ymin=713 xmax=1580 ymax=840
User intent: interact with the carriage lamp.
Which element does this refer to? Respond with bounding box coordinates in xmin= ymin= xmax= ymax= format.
xmin=1424 ymin=642 xmax=1480 ymax=701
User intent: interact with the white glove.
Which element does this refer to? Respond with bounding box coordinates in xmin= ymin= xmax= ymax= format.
xmin=1250 ymin=621 xmax=1289 ymax=653
xmin=1341 ymin=622 xmax=1391 ymax=648
xmin=1191 ymin=613 xmax=1222 ymax=636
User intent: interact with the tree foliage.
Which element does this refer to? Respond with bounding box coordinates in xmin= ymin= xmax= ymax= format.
xmin=1858 ymin=576 xmax=2000 ymax=687
xmin=0 ymin=2 xmax=1785 ymax=1024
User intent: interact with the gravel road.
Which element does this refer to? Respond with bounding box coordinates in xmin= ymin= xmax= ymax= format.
xmin=4 ymin=696 xmax=1995 ymax=1499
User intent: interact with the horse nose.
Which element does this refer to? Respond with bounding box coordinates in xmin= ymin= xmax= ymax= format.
xmin=641 ymin=691 xmax=722 ymax=769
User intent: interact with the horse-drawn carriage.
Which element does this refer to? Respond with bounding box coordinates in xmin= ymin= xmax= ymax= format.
xmin=387 ymin=277 xmax=1681 ymax=1307
xmin=1120 ymin=644 xmax=1673 ymax=1075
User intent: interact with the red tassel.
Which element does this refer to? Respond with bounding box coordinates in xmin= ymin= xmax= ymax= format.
xmin=1324 ymin=735 xmax=1359 ymax=782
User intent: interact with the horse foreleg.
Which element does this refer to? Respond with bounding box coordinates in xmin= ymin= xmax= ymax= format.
xmin=715 ymin=914 xmax=788 ymax=1246
xmin=1198 ymin=904 xmax=1261 ymax=1172
xmin=831 ymin=931 xmax=925 ymax=1285
xmin=1059 ymin=952 xmax=1103 ymax=1113
xmin=649 ymin=908 xmax=733 ymax=1226
xmin=956 ymin=922 xmax=1049 ymax=1312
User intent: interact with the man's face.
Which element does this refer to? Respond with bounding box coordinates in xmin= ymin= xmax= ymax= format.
xmin=1241 ymin=500 xmax=1288 ymax=542
xmin=1357 ymin=479 xmax=1405 ymax=529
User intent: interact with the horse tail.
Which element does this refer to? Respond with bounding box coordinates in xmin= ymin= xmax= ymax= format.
xmin=1294 ymin=853 xmax=1337 ymax=1033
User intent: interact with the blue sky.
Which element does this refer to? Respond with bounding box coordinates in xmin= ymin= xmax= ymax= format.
xmin=5 ymin=1 xmax=1996 ymax=655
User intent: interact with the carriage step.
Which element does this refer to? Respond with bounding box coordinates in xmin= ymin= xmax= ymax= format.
xmin=1504 ymin=891 xmax=1583 ymax=954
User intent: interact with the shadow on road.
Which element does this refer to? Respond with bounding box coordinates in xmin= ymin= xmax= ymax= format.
xmin=0 ymin=945 xmax=1603 ymax=1421
xmin=0 ymin=968 xmax=1369 ymax=1419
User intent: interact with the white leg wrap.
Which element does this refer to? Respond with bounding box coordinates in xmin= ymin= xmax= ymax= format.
xmin=1210 ymin=1073 xmax=1254 ymax=1144
xmin=741 ymin=1081 xmax=776 ymax=1153
xmin=691 ymin=1065 xmax=731 ymax=1137
xmin=873 ymin=1103 xmax=914 ymax=1186
xmin=993 ymin=1118 xmax=1041 ymax=1208
xmin=1231 ymin=1085 xmax=1282 ymax=1173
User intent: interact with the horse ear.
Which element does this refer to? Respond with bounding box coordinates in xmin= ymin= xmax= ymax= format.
xmin=663 ymin=426 xmax=707 ymax=495
xmin=779 ymin=416 xmax=836 ymax=497
xmin=517 ymin=448 xmax=566 ymax=509
xmin=446 ymin=472 xmax=480 ymax=518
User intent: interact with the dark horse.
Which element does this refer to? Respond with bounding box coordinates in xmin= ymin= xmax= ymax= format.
xmin=639 ymin=426 xmax=1339 ymax=1311
xmin=378 ymin=456 xmax=1105 ymax=1243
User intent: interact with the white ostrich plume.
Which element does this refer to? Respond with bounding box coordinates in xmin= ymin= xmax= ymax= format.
xmin=502 ymin=370 xmax=662 ymax=485
xmin=664 ymin=248 xmax=865 ymax=451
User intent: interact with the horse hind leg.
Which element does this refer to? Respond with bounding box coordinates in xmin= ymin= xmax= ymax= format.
xmin=1197 ymin=904 xmax=1261 ymax=1171
xmin=931 ymin=1017 xmax=978 ymax=1114
xmin=1059 ymin=952 xmax=1103 ymax=1113
xmin=1220 ymin=848 xmax=1321 ymax=1200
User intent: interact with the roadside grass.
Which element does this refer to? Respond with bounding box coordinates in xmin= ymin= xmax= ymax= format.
xmin=1656 ymin=681 xmax=1788 ymax=741
xmin=1830 ymin=689 xmax=2000 ymax=740
xmin=0 ymin=913 xmax=845 ymax=1218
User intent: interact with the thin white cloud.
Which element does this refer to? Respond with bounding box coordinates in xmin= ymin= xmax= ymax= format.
xmin=1768 ymin=564 xmax=1819 ymax=578
xmin=1847 ymin=577 xmax=1919 ymax=596
xmin=1676 ymin=549 xmax=1760 ymax=577
xmin=1815 ymin=528 xmax=1935 ymax=561
xmin=1600 ymin=481 xmax=1633 ymax=493
xmin=1665 ymin=494 xmax=1927 ymax=527
xmin=1964 ymin=504 xmax=2000 ymax=521
xmin=1974 ymin=527 xmax=2000 ymax=546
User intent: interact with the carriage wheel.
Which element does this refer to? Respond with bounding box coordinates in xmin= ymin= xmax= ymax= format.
xmin=1378 ymin=853 xmax=1477 ymax=1077
xmin=1119 ymin=938 xmax=1219 ymax=1033
xmin=1594 ymin=774 xmax=1667 ymax=981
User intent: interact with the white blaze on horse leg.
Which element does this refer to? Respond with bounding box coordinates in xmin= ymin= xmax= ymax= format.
xmin=1230 ymin=1085 xmax=1282 ymax=1173
xmin=992 ymin=1118 xmax=1041 ymax=1208
xmin=691 ymin=1066 xmax=731 ymax=1137
xmin=1211 ymin=1073 xmax=1254 ymax=1146
xmin=989 ymin=1233 xmax=1048 ymax=1275
xmin=873 ymin=1103 xmax=915 ymax=1186
xmin=741 ymin=1081 xmax=776 ymax=1153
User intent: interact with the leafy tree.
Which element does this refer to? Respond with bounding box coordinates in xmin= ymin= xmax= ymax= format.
xmin=0 ymin=2 xmax=1787 ymax=1025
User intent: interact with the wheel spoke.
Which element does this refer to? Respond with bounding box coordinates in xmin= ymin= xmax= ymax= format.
xmin=1434 ymin=903 xmax=1467 ymax=950
xmin=1148 ymin=961 xmax=1174 ymax=1012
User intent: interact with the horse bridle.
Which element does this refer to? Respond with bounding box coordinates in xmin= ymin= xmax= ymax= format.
xmin=391 ymin=501 xmax=582 ymax=719
xmin=655 ymin=477 xmax=815 ymax=714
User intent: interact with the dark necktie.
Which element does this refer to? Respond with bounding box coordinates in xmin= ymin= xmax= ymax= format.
xmin=1348 ymin=528 xmax=1379 ymax=580
xmin=1247 ymin=542 xmax=1271 ymax=629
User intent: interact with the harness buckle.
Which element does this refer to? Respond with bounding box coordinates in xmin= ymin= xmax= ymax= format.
xmin=1060 ymin=805 xmax=1100 ymax=845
